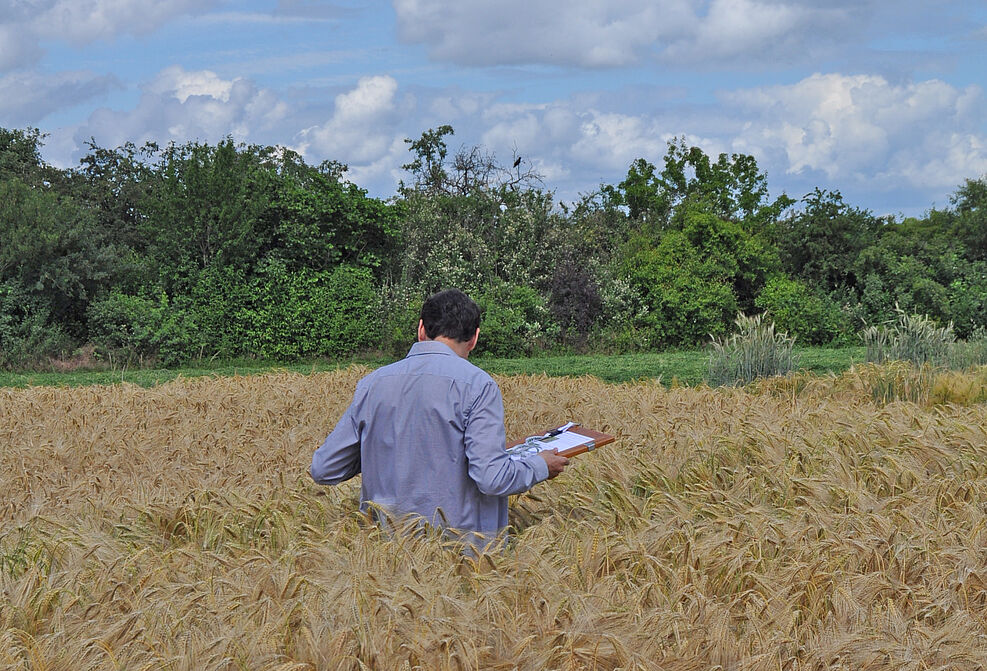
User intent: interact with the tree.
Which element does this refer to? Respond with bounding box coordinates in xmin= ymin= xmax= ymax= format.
xmin=396 ymin=126 xmax=556 ymax=291
xmin=401 ymin=126 xmax=540 ymax=196
xmin=618 ymin=197 xmax=780 ymax=346
xmin=853 ymin=219 xmax=966 ymax=329
xmin=776 ymin=188 xmax=885 ymax=295
xmin=269 ymin=149 xmax=399 ymax=273
xmin=949 ymin=177 xmax=987 ymax=262
xmin=610 ymin=138 xmax=793 ymax=232
xmin=139 ymin=139 xmax=278 ymax=290
xmin=607 ymin=158 xmax=669 ymax=225
xmin=0 ymin=128 xmax=127 ymax=363
xmin=0 ymin=173 xmax=114 ymax=356
xmin=402 ymin=125 xmax=455 ymax=194
xmin=0 ymin=127 xmax=62 ymax=186
xmin=84 ymin=140 xmax=401 ymax=364
xmin=76 ymin=140 xmax=159 ymax=256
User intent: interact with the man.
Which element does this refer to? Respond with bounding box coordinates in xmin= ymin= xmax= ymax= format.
xmin=310 ymin=288 xmax=568 ymax=545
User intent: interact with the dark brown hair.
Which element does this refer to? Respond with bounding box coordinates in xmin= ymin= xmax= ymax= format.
xmin=420 ymin=289 xmax=481 ymax=343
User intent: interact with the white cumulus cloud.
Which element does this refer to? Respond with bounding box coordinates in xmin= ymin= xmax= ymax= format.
xmin=725 ymin=73 xmax=987 ymax=191
xmin=147 ymin=66 xmax=236 ymax=103
xmin=295 ymin=75 xmax=409 ymax=169
xmin=74 ymin=66 xmax=288 ymax=152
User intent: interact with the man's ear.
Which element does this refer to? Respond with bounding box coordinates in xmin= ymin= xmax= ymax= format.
xmin=465 ymin=327 xmax=480 ymax=354
xmin=417 ymin=319 xmax=427 ymax=342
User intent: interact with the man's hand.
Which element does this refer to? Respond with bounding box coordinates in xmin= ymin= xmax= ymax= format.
xmin=538 ymin=449 xmax=569 ymax=479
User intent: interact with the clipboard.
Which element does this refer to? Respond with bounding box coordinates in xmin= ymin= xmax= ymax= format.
xmin=505 ymin=423 xmax=615 ymax=460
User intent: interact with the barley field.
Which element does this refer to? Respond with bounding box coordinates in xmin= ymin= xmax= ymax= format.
xmin=2 ymin=366 xmax=987 ymax=670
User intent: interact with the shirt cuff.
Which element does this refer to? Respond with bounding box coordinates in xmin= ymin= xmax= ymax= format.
xmin=529 ymin=451 xmax=550 ymax=482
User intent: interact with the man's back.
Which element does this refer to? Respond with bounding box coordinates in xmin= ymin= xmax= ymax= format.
xmin=310 ymin=340 xmax=548 ymax=535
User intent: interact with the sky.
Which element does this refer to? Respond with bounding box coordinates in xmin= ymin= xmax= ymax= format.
xmin=1 ymin=0 xmax=986 ymax=218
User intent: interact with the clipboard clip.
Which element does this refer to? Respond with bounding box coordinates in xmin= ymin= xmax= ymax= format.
xmin=521 ymin=422 xmax=580 ymax=447
xmin=544 ymin=421 xmax=579 ymax=437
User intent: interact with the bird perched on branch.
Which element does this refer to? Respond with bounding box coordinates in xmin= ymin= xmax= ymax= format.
xmin=513 ymin=156 xmax=522 ymax=168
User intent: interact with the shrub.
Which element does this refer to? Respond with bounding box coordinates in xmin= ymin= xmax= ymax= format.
xmin=946 ymin=273 xmax=987 ymax=339
xmin=621 ymin=230 xmax=739 ymax=348
xmin=754 ymin=276 xmax=849 ymax=344
xmin=475 ymin=283 xmax=557 ymax=358
xmin=186 ymin=265 xmax=253 ymax=358
xmin=87 ymin=290 xmax=199 ymax=366
xmin=242 ymin=261 xmax=380 ymax=360
xmin=707 ymin=313 xmax=798 ymax=386
xmin=320 ymin=265 xmax=383 ymax=357
xmin=547 ymin=258 xmax=603 ymax=345
xmin=589 ymin=274 xmax=652 ymax=352
xmin=0 ymin=281 xmax=73 ymax=368
xmin=377 ymin=284 xmax=425 ymax=356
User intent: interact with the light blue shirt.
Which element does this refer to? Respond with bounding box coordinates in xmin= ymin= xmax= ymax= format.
xmin=310 ymin=340 xmax=549 ymax=538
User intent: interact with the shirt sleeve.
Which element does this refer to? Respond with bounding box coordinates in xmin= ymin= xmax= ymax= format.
xmin=464 ymin=379 xmax=549 ymax=496
xmin=310 ymin=387 xmax=363 ymax=485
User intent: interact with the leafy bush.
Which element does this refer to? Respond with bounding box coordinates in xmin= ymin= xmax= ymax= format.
xmin=946 ymin=273 xmax=987 ymax=339
xmin=475 ymin=283 xmax=557 ymax=358
xmin=707 ymin=313 xmax=798 ymax=386
xmin=90 ymin=264 xmax=382 ymax=364
xmin=186 ymin=265 xmax=253 ymax=358
xmin=243 ymin=261 xmax=380 ymax=360
xmin=0 ymin=281 xmax=73 ymax=368
xmin=622 ymin=230 xmax=738 ymax=347
xmin=547 ymin=258 xmax=603 ymax=344
xmin=320 ymin=265 xmax=383 ymax=357
xmin=87 ymin=290 xmax=199 ymax=366
xmin=754 ymin=276 xmax=849 ymax=345
xmin=376 ymin=285 xmax=425 ymax=356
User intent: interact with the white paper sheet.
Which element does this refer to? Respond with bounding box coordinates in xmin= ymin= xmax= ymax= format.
xmin=506 ymin=429 xmax=594 ymax=460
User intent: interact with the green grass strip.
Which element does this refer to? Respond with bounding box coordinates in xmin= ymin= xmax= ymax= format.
xmin=0 ymin=347 xmax=865 ymax=389
xmin=479 ymin=346 xmax=865 ymax=385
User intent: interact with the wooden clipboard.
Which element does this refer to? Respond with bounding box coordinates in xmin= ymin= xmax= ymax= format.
xmin=506 ymin=425 xmax=615 ymax=459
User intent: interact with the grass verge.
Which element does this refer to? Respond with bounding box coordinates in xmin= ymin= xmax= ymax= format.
xmin=0 ymin=346 xmax=866 ymax=388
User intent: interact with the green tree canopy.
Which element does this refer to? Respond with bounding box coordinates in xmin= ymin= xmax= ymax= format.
xmin=609 ymin=138 xmax=793 ymax=232
xmin=776 ymin=188 xmax=886 ymax=295
xmin=949 ymin=177 xmax=987 ymax=262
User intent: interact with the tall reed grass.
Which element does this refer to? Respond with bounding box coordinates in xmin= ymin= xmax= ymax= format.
xmin=858 ymin=311 xmax=987 ymax=402
xmin=862 ymin=309 xmax=954 ymax=367
xmin=707 ymin=312 xmax=797 ymax=386
xmin=949 ymin=325 xmax=987 ymax=370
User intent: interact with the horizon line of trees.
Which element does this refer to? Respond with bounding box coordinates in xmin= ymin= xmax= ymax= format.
xmin=2 ymin=124 xmax=986 ymax=369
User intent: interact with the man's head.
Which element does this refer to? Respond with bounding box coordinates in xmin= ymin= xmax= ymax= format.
xmin=419 ymin=289 xmax=481 ymax=353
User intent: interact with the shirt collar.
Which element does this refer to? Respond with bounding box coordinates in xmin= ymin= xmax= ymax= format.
xmin=407 ymin=340 xmax=459 ymax=358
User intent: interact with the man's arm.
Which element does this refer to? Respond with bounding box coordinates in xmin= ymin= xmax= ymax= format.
xmin=464 ymin=380 xmax=558 ymax=496
xmin=310 ymin=393 xmax=363 ymax=485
